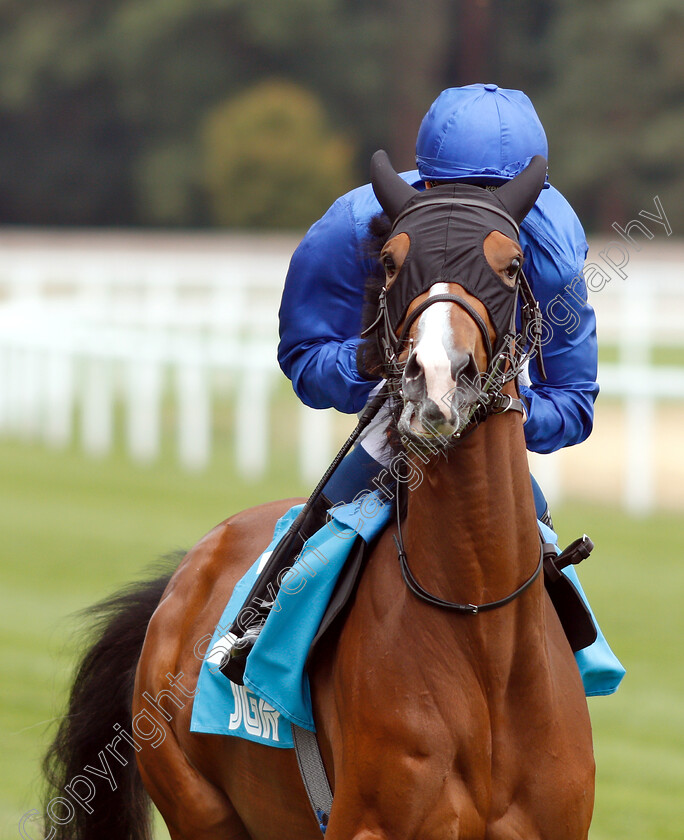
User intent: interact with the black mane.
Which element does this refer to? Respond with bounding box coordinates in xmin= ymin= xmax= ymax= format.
xmin=357 ymin=211 xmax=411 ymax=464
xmin=358 ymin=211 xmax=392 ymax=379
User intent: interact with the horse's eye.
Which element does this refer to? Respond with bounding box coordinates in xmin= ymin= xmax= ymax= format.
xmin=383 ymin=254 xmax=397 ymax=276
xmin=505 ymin=257 xmax=522 ymax=280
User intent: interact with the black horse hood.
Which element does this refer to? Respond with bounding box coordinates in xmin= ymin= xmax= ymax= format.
xmin=370 ymin=151 xmax=547 ymax=345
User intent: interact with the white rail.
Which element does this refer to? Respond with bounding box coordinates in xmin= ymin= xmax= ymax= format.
xmin=0 ymin=233 xmax=335 ymax=481
xmin=0 ymin=232 xmax=682 ymax=510
xmin=531 ymin=251 xmax=684 ymax=514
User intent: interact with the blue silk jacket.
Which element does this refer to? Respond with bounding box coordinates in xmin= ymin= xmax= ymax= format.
xmin=278 ymin=173 xmax=598 ymax=454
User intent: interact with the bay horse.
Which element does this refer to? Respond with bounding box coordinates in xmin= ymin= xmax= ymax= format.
xmin=42 ymin=153 xmax=594 ymax=840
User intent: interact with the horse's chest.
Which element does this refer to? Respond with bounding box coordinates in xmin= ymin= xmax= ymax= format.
xmin=321 ymin=553 xmax=593 ymax=839
xmin=326 ymin=662 xmax=591 ymax=840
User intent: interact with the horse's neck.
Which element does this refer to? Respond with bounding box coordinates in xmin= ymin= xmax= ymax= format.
xmin=403 ymin=412 xmax=540 ymax=610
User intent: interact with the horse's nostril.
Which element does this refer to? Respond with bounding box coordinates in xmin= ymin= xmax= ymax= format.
xmin=450 ymin=351 xmax=479 ymax=388
xmin=402 ymin=351 xmax=426 ymax=402
xmin=404 ymin=352 xmax=421 ymax=380
xmin=465 ymin=354 xmax=481 ymax=389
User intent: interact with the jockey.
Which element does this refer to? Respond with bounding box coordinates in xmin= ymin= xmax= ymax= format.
xmin=224 ymin=84 xmax=598 ymax=674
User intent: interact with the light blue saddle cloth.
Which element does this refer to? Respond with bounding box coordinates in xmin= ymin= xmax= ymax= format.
xmin=190 ymin=495 xmax=625 ymax=748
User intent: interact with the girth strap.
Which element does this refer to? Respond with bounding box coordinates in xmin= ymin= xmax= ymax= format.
xmin=292 ymin=724 xmax=333 ymax=834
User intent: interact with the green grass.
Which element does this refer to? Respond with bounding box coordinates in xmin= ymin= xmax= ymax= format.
xmin=1 ymin=437 xmax=683 ymax=839
xmin=555 ymin=505 xmax=684 ymax=840
xmin=0 ymin=430 xmax=309 ymax=840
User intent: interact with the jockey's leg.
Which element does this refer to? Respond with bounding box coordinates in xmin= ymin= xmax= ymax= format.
xmin=221 ymin=400 xmax=392 ymax=683
xmin=530 ymin=474 xmax=610 ymax=658
xmin=321 ymin=395 xmax=396 ymax=502
xmin=323 ymin=439 xmax=388 ymax=504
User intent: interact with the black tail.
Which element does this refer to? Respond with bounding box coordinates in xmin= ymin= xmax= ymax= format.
xmin=42 ymin=559 xmax=181 ymax=840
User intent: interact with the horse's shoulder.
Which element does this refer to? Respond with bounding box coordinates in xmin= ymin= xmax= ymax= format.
xmin=140 ymin=498 xmax=303 ymax=679
xmin=169 ymin=497 xmax=303 ymax=595
xmin=219 ymin=497 xmax=305 ymax=535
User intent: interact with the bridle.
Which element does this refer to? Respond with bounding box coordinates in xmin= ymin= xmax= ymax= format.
xmin=361 ymin=197 xmax=547 ymax=441
xmin=361 ymin=196 xmax=548 ymax=613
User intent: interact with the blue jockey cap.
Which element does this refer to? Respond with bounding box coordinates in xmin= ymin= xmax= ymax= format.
xmin=416 ymin=84 xmax=549 ymax=186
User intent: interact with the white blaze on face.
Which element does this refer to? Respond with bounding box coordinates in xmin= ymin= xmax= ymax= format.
xmin=414 ymin=283 xmax=456 ymax=418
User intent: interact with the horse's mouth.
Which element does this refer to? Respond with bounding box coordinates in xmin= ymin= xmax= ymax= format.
xmin=397 ymin=383 xmax=481 ymax=446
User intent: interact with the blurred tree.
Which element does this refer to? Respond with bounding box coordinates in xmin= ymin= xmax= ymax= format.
xmin=113 ymin=0 xmax=381 ymax=225
xmin=381 ymin=0 xmax=454 ymax=171
xmin=537 ymin=0 xmax=684 ymax=232
xmin=201 ymin=80 xmax=356 ymax=229
xmin=487 ymin=0 xmax=557 ymax=93
xmin=0 ymin=0 xmax=138 ymax=224
xmin=0 ymin=0 xmax=383 ymax=226
xmin=0 ymin=0 xmax=681 ymax=232
xmin=379 ymin=0 xmax=558 ymax=173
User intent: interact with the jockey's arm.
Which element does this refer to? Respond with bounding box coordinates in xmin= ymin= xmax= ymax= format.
xmin=278 ymin=191 xmax=380 ymax=414
xmin=279 ymin=181 xmax=599 ymax=456
xmin=518 ymin=196 xmax=599 ymax=454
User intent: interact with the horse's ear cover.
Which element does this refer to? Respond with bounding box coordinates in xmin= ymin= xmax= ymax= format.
xmin=371 ymin=150 xmax=547 ymax=227
xmin=492 ymin=155 xmax=547 ymax=224
xmin=367 ymin=151 xmax=547 ymax=352
xmin=370 ymin=150 xmax=419 ymax=222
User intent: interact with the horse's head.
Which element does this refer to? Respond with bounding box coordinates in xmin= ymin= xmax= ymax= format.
xmin=360 ymin=151 xmax=547 ymax=444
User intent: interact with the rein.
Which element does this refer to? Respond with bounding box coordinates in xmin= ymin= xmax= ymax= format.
xmin=391 ymin=442 xmax=543 ymax=616
xmin=384 ymin=291 xmax=538 ymax=606
xmin=359 ymin=194 xmax=549 ymax=614
xmin=395 ymin=531 xmax=544 ymax=615
xmin=362 ymin=202 xmax=547 ymax=609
